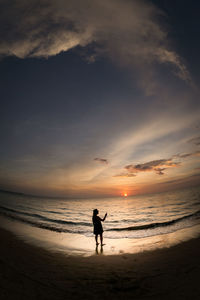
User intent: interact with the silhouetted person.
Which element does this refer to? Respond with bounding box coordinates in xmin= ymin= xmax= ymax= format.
xmin=92 ymin=209 xmax=107 ymax=246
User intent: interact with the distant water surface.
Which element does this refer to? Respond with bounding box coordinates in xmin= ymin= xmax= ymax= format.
xmin=0 ymin=186 xmax=200 ymax=240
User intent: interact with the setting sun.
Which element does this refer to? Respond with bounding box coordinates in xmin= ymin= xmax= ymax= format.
xmin=124 ymin=193 xmax=128 ymax=197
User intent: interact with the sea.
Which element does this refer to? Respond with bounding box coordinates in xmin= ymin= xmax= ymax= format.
xmin=0 ymin=186 xmax=200 ymax=255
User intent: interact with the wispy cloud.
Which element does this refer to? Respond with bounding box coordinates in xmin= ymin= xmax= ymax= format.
xmin=94 ymin=157 xmax=108 ymax=164
xmin=0 ymin=0 xmax=191 ymax=85
xmin=159 ymin=173 xmax=200 ymax=186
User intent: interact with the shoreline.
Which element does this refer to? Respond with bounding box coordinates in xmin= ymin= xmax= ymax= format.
xmin=1 ymin=215 xmax=200 ymax=257
xmin=1 ymin=225 xmax=200 ymax=299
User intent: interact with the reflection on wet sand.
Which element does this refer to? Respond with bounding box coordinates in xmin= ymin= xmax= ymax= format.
xmin=95 ymin=245 xmax=104 ymax=255
xmin=1 ymin=216 xmax=200 ymax=257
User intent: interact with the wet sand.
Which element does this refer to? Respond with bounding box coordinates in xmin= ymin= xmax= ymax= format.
xmin=0 ymin=226 xmax=200 ymax=300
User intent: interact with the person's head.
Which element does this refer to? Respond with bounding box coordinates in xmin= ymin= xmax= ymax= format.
xmin=93 ymin=209 xmax=99 ymax=216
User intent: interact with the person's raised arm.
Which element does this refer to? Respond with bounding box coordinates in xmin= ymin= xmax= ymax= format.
xmin=103 ymin=212 xmax=107 ymax=221
xmin=99 ymin=213 xmax=107 ymax=222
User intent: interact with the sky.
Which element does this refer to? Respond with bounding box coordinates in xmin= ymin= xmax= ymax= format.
xmin=0 ymin=0 xmax=200 ymax=197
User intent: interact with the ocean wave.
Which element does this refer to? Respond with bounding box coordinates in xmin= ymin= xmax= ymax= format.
xmin=0 ymin=205 xmax=200 ymax=235
xmin=107 ymin=210 xmax=200 ymax=231
xmin=0 ymin=205 xmax=91 ymax=227
xmin=0 ymin=210 xmax=87 ymax=233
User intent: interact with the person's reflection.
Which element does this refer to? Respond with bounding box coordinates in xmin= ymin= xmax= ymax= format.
xmin=95 ymin=245 xmax=104 ymax=255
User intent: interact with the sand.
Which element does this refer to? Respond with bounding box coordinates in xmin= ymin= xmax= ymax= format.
xmin=0 ymin=227 xmax=200 ymax=300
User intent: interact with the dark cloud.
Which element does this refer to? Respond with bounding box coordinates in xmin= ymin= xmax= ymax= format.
xmin=113 ymin=173 xmax=136 ymax=178
xmin=154 ymin=168 xmax=166 ymax=175
xmin=173 ymin=153 xmax=192 ymax=158
xmin=116 ymin=149 xmax=200 ymax=178
xmin=94 ymin=157 xmax=108 ymax=164
xmin=114 ymin=158 xmax=180 ymax=177
xmin=125 ymin=158 xmax=179 ymax=175
xmin=0 ymin=0 xmax=191 ymax=85
xmin=194 ymin=150 xmax=200 ymax=156
xmin=174 ymin=151 xmax=200 ymax=159
xmin=187 ymin=136 xmax=200 ymax=146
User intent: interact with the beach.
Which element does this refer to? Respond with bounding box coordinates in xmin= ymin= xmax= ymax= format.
xmin=1 ymin=226 xmax=200 ymax=300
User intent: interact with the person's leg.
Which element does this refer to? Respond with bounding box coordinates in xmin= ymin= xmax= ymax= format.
xmin=100 ymin=233 xmax=103 ymax=245
xmin=95 ymin=234 xmax=99 ymax=245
